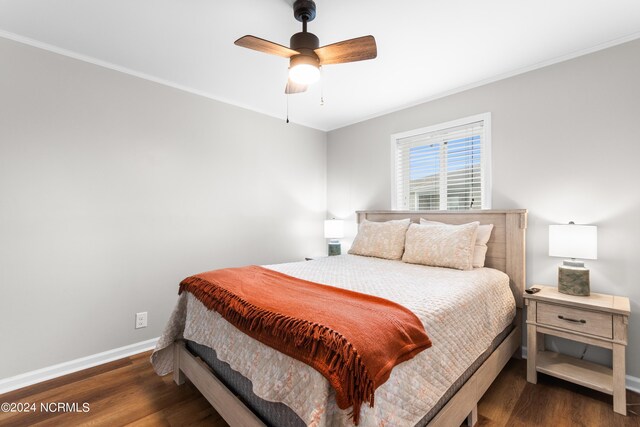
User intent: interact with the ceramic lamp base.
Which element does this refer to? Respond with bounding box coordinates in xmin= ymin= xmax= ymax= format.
xmin=558 ymin=265 xmax=590 ymax=296
xmin=328 ymin=241 xmax=341 ymax=256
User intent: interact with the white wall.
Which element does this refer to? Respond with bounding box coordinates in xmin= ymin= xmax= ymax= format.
xmin=327 ymin=39 xmax=640 ymax=378
xmin=0 ymin=37 xmax=326 ymax=379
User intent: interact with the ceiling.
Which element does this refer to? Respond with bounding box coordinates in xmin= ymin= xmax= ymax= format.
xmin=0 ymin=0 xmax=639 ymax=131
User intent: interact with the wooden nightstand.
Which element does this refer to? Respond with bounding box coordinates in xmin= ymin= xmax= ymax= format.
xmin=524 ymin=285 xmax=630 ymax=415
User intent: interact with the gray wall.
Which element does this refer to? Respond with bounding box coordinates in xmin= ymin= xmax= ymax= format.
xmin=328 ymin=39 xmax=640 ymax=378
xmin=0 ymin=37 xmax=326 ymax=378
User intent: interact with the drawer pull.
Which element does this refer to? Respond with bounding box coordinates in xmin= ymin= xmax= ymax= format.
xmin=558 ymin=315 xmax=586 ymax=324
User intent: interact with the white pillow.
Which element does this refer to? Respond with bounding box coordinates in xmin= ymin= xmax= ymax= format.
xmin=420 ymin=219 xmax=494 ymax=268
xmin=348 ymin=219 xmax=411 ymax=260
xmin=402 ymin=222 xmax=479 ymax=270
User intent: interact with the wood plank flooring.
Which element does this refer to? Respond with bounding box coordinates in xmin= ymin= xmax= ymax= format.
xmin=0 ymin=351 xmax=638 ymax=426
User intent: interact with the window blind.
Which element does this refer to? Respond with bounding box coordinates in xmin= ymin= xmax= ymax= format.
xmin=394 ymin=118 xmax=488 ymax=211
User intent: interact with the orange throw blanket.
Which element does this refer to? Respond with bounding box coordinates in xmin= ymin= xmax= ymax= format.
xmin=179 ymin=265 xmax=432 ymax=424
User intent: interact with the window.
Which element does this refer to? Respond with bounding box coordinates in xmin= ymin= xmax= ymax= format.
xmin=391 ymin=113 xmax=491 ymax=211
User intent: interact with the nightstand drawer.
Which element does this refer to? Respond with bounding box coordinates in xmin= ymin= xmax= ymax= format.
xmin=537 ymin=302 xmax=613 ymax=338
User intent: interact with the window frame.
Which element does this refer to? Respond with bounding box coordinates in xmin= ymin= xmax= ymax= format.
xmin=390 ymin=113 xmax=492 ymax=211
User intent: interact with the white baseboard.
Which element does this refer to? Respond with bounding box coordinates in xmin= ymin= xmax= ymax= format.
xmin=626 ymin=375 xmax=640 ymax=394
xmin=520 ymin=345 xmax=640 ymax=393
xmin=0 ymin=337 xmax=158 ymax=395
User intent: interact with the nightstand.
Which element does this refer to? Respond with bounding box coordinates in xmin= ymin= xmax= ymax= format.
xmin=524 ymin=285 xmax=630 ymax=415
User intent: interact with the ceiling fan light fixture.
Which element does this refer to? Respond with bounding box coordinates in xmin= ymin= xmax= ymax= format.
xmin=289 ymin=54 xmax=320 ymax=85
xmin=234 ymin=0 xmax=377 ymax=94
xmin=289 ymin=63 xmax=320 ymax=85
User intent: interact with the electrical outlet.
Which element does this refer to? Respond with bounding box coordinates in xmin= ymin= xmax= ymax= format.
xmin=135 ymin=312 xmax=147 ymax=329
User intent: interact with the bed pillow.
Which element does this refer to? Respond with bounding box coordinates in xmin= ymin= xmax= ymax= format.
xmin=348 ymin=218 xmax=411 ymax=260
xmin=420 ymin=219 xmax=494 ymax=268
xmin=402 ymin=222 xmax=479 ymax=270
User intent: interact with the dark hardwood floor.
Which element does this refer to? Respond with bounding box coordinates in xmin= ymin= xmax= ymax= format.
xmin=477 ymin=358 xmax=640 ymax=426
xmin=0 ymin=351 xmax=638 ymax=426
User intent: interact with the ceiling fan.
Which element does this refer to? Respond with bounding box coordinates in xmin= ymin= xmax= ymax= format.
xmin=234 ymin=0 xmax=377 ymax=94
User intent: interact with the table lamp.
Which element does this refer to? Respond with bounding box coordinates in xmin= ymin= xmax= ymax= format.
xmin=324 ymin=219 xmax=344 ymax=256
xmin=548 ymin=222 xmax=597 ymax=296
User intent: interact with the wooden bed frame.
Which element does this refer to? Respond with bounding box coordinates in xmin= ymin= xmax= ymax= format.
xmin=172 ymin=209 xmax=527 ymax=427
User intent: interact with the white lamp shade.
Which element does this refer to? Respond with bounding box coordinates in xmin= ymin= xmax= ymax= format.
xmin=324 ymin=219 xmax=344 ymax=239
xmin=549 ymin=224 xmax=597 ymax=260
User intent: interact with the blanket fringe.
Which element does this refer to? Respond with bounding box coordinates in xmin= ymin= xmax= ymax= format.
xmin=179 ymin=276 xmax=375 ymax=425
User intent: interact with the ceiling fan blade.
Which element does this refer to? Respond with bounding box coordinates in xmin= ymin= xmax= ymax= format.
xmin=314 ymin=35 xmax=377 ymax=65
xmin=235 ymin=35 xmax=300 ymax=58
xmin=285 ymin=79 xmax=307 ymax=94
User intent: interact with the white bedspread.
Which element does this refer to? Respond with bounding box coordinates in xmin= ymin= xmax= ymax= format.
xmin=151 ymin=254 xmax=515 ymax=427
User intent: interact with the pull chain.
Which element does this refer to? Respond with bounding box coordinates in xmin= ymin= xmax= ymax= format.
xmin=286 ymin=93 xmax=289 ymax=123
xmin=320 ymin=67 xmax=324 ymax=106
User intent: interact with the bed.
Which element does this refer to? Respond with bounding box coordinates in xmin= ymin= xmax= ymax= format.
xmin=152 ymin=209 xmax=527 ymax=427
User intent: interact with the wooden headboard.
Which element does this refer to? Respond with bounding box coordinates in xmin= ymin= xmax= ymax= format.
xmin=356 ymin=209 xmax=527 ymax=308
